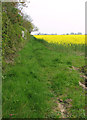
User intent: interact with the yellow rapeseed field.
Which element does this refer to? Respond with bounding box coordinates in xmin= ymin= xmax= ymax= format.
xmin=34 ymin=35 xmax=85 ymax=45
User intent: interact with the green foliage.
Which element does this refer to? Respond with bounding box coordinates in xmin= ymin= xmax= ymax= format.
xmin=2 ymin=12 xmax=23 ymax=57
xmin=2 ymin=2 xmax=35 ymax=70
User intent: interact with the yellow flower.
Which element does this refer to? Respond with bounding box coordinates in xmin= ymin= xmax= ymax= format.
xmin=34 ymin=35 xmax=85 ymax=45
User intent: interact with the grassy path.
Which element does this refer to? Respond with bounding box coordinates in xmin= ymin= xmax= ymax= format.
xmin=3 ymin=36 xmax=85 ymax=118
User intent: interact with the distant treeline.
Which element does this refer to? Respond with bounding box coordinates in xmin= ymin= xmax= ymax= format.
xmin=36 ymin=32 xmax=83 ymax=35
xmin=2 ymin=2 xmax=37 ymax=70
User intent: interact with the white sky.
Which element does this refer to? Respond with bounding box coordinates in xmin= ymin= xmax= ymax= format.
xmin=23 ymin=0 xmax=86 ymax=35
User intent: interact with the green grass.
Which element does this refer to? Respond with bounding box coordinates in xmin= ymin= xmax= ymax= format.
xmin=2 ymin=36 xmax=85 ymax=118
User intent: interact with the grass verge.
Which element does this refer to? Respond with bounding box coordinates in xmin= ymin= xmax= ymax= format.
xmin=2 ymin=36 xmax=85 ymax=118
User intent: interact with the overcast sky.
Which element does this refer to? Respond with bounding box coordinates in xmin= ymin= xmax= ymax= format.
xmin=23 ymin=0 xmax=86 ymax=35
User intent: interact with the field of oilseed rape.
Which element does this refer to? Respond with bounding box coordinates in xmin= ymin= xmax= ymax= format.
xmin=34 ymin=35 xmax=85 ymax=45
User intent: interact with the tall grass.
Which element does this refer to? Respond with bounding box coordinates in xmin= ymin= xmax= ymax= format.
xmin=2 ymin=36 xmax=85 ymax=118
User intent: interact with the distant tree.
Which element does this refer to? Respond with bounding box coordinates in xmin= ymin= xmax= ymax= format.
xmin=77 ymin=32 xmax=82 ymax=35
xmin=70 ymin=32 xmax=74 ymax=35
xmin=38 ymin=32 xmax=41 ymax=35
